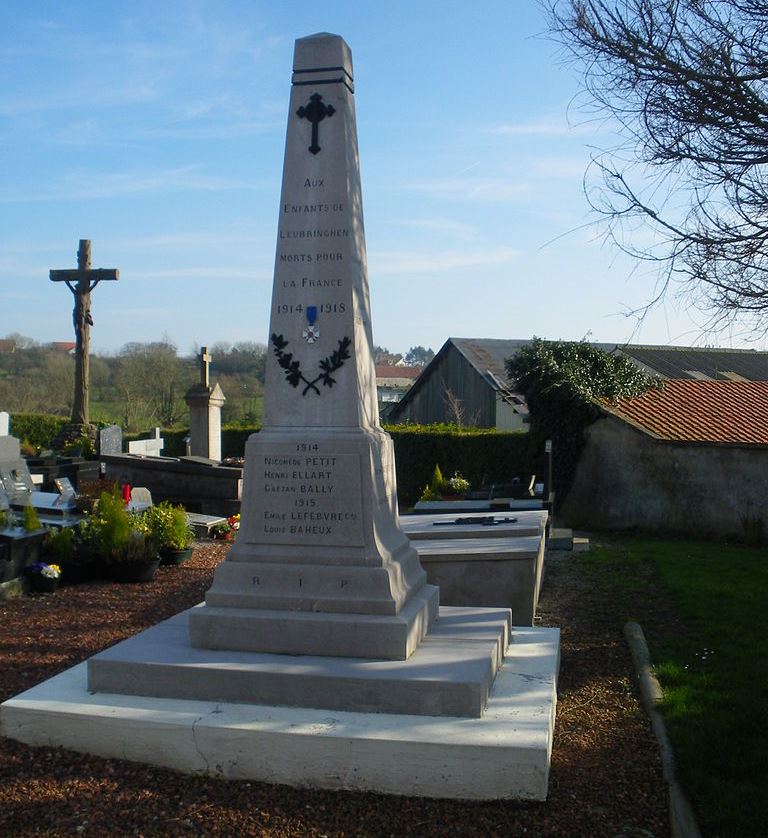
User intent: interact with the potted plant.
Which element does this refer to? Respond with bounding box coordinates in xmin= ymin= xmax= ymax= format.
xmin=417 ymin=465 xmax=471 ymax=502
xmin=210 ymin=513 xmax=240 ymax=542
xmin=44 ymin=525 xmax=95 ymax=584
xmin=143 ymin=502 xmax=195 ymax=565
xmin=89 ymin=490 xmax=160 ymax=583
xmin=443 ymin=471 xmax=470 ymax=500
xmin=25 ymin=560 xmax=61 ymax=593
xmin=22 ymin=503 xmax=43 ymax=532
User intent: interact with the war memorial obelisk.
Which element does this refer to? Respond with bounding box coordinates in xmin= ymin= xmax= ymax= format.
xmin=0 ymin=34 xmax=560 ymax=801
xmin=188 ymin=32 xmax=438 ymax=660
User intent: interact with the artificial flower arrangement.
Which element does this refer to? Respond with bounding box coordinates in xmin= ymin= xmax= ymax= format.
xmin=25 ymin=560 xmax=62 ymax=592
xmin=211 ymin=513 xmax=241 ymax=542
xmin=27 ymin=561 xmax=61 ymax=580
xmin=418 ymin=465 xmax=471 ymax=502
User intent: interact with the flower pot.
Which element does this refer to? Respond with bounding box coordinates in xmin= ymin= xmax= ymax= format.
xmin=30 ymin=575 xmax=59 ymax=593
xmin=108 ymin=558 xmax=161 ymax=583
xmin=159 ymin=546 xmax=193 ymax=566
xmin=59 ymin=559 xmax=99 ymax=585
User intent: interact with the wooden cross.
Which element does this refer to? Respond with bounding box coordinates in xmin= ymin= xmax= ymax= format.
xmin=200 ymin=346 xmax=212 ymax=388
xmin=50 ymin=240 xmax=119 ymax=426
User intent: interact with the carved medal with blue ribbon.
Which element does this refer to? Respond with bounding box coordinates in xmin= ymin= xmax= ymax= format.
xmin=303 ymin=305 xmax=320 ymax=343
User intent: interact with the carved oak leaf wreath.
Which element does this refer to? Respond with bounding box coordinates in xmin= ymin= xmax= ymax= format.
xmin=271 ymin=333 xmax=352 ymax=396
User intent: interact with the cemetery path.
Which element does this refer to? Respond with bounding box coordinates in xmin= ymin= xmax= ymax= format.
xmin=0 ymin=543 xmax=669 ymax=837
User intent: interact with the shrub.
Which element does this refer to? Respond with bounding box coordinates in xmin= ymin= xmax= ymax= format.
xmin=142 ymin=502 xmax=194 ymax=550
xmin=9 ymin=414 xmax=68 ymax=450
xmin=22 ymin=504 xmax=42 ymax=532
xmin=385 ymin=425 xmax=532 ymax=507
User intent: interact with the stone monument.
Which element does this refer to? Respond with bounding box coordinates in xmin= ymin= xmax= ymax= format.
xmin=189 ymin=36 xmax=436 ymax=657
xmin=184 ymin=346 xmax=226 ymax=462
xmin=0 ymin=34 xmax=559 ymax=800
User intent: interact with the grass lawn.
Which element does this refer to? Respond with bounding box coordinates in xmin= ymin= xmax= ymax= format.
xmin=580 ymin=536 xmax=768 ymax=838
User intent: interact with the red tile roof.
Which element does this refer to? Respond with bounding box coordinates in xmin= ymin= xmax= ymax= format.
xmin=375 ymin=365 xmax=422 ymax=380
xmin=601 ymin=380 xmax=768 ymax=444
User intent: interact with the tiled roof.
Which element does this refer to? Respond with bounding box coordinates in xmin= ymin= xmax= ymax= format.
xmin=375 ymin=365 xmax=421 ymax=380
xmin=601 ymin=380 xmax=768 ymax=444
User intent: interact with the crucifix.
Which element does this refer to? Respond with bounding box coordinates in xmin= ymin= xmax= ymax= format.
xmin=199 ymin=346 xmax=212 ymax=388
xmin=297 ymin=92 xmax=335 ymax=155
xmin=50 ymin=240 xmax=119 ymax=427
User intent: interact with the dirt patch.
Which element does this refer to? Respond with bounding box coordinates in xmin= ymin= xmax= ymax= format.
xmin=0 ymin=543 xmax=669 ymax=836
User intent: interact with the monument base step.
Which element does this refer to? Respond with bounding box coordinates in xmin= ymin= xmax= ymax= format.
xmin=190 ymin=584 xmax=439 ymax=660
xmin=0 ymin=619 xmax=560 ymax=801
xmin=88 ymin=604 xmax=507 ymax=718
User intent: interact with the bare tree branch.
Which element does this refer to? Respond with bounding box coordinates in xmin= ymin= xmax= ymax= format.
xmin=545 ymin=0 xmax=768 ymax=334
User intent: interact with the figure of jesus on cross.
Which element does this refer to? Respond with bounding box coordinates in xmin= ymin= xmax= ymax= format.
xmin=50 ymin=240 xmax=119 ymax=427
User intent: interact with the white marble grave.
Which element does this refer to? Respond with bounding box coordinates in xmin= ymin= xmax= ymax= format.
xmin=127 ymin=427 xmax=164 ymax=457
xmin=0 ymin=411 xmax=9 ymax=436
xmin=0 ymin=33 xmax=560 ymax=801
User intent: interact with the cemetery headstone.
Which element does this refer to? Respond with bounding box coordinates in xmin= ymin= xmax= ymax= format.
xmin=0 ymin=411 xmax=8 ymax=436
xmin=128 ymin=427 xmax=164 ymax=457
xmin=0 ymin=436 xmax=34 ymax=504
xmin=184 ymin=346 xmax=226 ymax=461
xmin=99 ymin=424 xmax=123 ymax=455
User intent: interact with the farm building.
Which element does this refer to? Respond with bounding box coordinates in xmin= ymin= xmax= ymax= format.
xmin=388 ymin=338 xmax=768 ymax=429
xmin=562 ymin=379 xmax=768 ymax=542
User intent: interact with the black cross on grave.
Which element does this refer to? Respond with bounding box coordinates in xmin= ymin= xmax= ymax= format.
xmin=297 ymin=93 xmax=335 ymax=155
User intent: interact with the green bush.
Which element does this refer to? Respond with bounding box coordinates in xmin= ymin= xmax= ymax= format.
xmin=121 ymin=422 xmax=532 ymax=509
xmin=9 ymin=414 xmax=68 ymax=450
xmin=384 ymin=424 xmax=532 ymax=508
xmin=142 ymin=501 xmax=194 ymax=550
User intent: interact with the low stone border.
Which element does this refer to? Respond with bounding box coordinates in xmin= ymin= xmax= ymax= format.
xmin=624 ymin=621 xmax=702 ymax=838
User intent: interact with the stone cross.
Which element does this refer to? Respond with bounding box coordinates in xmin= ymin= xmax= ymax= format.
xmin=199 ymin=346 xmax=212 ymax=388
xmin=50 ymin=240 xmax=119 ymax=426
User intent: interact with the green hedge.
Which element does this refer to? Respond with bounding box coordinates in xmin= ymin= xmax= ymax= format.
xmin=385 ymin=425 xmax=532 ymax=507
xmin=75 ymin=418 xmax=533 ymax=508
xmin=123 ymin=426 xmax=258 ymax=459
xmin=9 ymin=414 xmax=69 ymax=449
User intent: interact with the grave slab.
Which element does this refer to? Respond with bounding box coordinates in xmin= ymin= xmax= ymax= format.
xmin=401 ymin=510 xmax=547 ymax=540
xmin=414 ymin=535 xmax=546 ymax=625
xmin=1 ymin=619 xmax=560 ymax=801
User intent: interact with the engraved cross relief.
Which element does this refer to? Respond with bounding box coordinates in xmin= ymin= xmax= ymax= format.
xmin=297 ymin=93 xmax=335 ymax=155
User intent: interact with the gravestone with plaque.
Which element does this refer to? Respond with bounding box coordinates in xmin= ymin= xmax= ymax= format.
xmin=189 ymin=33 xmax=437 ymax=660
xmin=99 ymin=424 xmax=123 ymax=456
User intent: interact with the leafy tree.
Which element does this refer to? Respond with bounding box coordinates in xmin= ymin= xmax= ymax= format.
xmin=114 ymin=341 xmax=193 ymax=428
xmin=506 ymin=338 xmax=658 ymax=502
xmin=545 ymin=0 xmax=768 ymax=333
xmin=404 ymin=346 xmax=434 ymax=367
xmin=373 ymin=346 xmax=403 ymax=365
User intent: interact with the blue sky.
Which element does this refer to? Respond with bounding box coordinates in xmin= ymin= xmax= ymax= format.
xmin=1 ymin=1 xmax=760 ymax=356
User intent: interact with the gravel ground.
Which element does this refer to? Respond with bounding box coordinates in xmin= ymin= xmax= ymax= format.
xmin=0 ymin=542 xmax=669 ymax=837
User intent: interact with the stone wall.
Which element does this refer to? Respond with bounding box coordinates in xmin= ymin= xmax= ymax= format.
xmin=101 ymin=454 xmax=242 ymax=517
xmin=561 ymin=414 xmax=768 ymax=543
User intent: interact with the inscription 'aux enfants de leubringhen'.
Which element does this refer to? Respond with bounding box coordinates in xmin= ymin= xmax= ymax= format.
xmin=271 ymin=333 xmax=351 ymax=396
